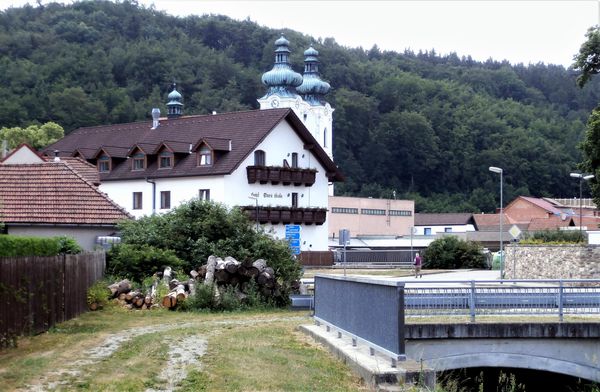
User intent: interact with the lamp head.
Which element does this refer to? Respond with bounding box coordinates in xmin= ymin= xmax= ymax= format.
xmin=584 ymin=175 xmax=594 ymax=180
xmin=489 ymin=166 xmax=503 ymax=174
xmin=570 ymin=173 xmax=582 ymax=178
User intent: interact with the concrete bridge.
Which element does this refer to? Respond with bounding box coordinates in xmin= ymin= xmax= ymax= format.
xmin=308 ymin=273 xmax=600 ymax=389
xmin=405 ymin=322 xmax=600 ymax=383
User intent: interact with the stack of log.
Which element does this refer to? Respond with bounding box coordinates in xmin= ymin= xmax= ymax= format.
xmin=189 ymin=255 xmax=283 ymax=302
xmin=106 ymin=266 xmax=196 ymax=310
xmin=105 ymin=255 xmax=290 ymax=310
xmin=108 ymin=278 xmax=157 ymax=310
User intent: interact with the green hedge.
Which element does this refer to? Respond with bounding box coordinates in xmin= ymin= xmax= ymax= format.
xmin=0 ymin=235 xmax=82 ymax=257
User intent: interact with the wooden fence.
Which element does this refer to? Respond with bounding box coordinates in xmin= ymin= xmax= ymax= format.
xmin=298 ymin=251 xmax=334 ymax=267
xmin=0 ymin=251 xmax=105 ymax=343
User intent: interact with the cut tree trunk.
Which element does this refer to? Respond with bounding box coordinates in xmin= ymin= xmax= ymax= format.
xmin=161 ymin=291 xmax=177 ymax=309
xmin=224 ymin=256 xmax=240 ymax=274
xmin=108 ymin=279 xmax=132 ymax=298
xmin=252 ymin=259 xmax=267 ymax=273
xmin=214 ymin=269 xmax=230 ymax=283
xmin=175 ymin=284 xmax=187 ymax=302
xmin=163 ymin=267 xmax=172 ymax=284
xmin=204 ymin=255 xmax=217 ymax=285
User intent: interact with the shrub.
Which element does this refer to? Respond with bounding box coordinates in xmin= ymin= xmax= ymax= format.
xmin=86 ymin=280 xmax=111 ymax=310
xmin=423 ymin=236 xmax=486 ymax=269
xmin=520 ymin=230 xmax=585 ymax=244
xmin=0 ymin=235 xmax=61 ymax=256
xmin=116 ymin=199 xmax=302 ymax=307
xmin=56 ymin=236 xmax=83 ymax=254
xmin=106 ymin=243 xmax=184 ymax=284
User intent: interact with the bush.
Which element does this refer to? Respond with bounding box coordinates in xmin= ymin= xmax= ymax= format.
xmin=56 ymin=236 xmax=83 ymax=254
xmin=423 ymin=236 xmax=486 ymax=269
xmin=0 ymin=235 xmax=66 ymax=256
xmin=116 ymin=199 xmax=301 ymax=307
xmin=86 ymin=280 xmax=111 ymax=310
xmin=520 ymin=230 xmax=585 ymax=244
xmin=106 ymin=243 xmax=184 ymax=284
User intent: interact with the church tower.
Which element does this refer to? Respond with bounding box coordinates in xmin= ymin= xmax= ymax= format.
xmin=258 ymin=36 xmax=334 ymax=161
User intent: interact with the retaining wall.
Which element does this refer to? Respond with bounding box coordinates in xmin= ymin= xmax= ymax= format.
xmin=503 ymin=244 xmax=600 ymax=279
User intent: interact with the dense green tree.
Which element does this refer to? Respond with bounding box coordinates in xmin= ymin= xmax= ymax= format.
xmin=0 ymin=122 xmax=64 ymax=149
xmin=0 ymin=1 xmax=597 ymax=212
xmin=573 ymin=26 xmax=600 ymax=88
xmin=579 ymin=108 xmax=600 ymax=207
xmin=423 ymin=236 xmax=486 ymax=269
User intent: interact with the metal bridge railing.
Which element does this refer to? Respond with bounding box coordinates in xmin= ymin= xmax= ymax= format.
xmin=404 ymin=279 xmax=600 ymax=321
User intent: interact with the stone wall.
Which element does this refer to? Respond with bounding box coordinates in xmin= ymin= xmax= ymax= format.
xmin=504 ymin=244 xmax=600 ymax=279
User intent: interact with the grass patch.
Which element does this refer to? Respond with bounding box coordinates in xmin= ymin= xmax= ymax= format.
xmin=197 ymin=320 xmax=368 ymax=391
xmin=0 ymin=309 xmax=367 ymax=391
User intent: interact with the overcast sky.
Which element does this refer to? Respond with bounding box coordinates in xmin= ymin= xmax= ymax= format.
xmin=2 ymin=0 xmax=598 ymax=67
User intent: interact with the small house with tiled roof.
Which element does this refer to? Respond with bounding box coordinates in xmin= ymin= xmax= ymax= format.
xmin=414 ymin=213 xmax=476 ymax=236
xmin=0 ymin=146 xmax=132 ymax=250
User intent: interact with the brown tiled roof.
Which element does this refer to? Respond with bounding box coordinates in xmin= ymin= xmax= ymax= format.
xmin=508 ymin=196 xmax=563 ymax=216
xmin=45 ymin=156 xmax=100 ymax=186
xmin=527 ymin=216 xmax=573 ymax=231
xmin=45 ymin=108 xmax=343 ymax=182
xmin=414 ymin=213 xmax=474 ymax=226
xmin=472 ymin=213 xmax=517 ymax=231
xmin=0 ymin=162 xmax=132 ymax=225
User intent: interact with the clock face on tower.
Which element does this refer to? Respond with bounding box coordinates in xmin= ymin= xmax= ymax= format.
xmin=271 ymin=98 xmax=280 ymax=108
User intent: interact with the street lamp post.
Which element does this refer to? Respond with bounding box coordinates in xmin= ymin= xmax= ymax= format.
xmin=489 ymin=166 xmax=504 ymax=279
xmin=248 ymin=196 xmax=259 ymax=231
xmin=569 ymin=172 xmax=594 ymax=237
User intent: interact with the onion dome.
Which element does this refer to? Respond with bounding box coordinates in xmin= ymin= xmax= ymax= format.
xmin=167 ymin=83 xmax=183 ymax=118
xmin=260 ymin=35 xmax=303 ymax=99
xmin=297 ymin=45 xmax=330 ymax=106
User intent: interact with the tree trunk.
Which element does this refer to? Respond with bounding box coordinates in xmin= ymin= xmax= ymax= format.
xmin=214 ymin=269 xmax=230 ymax=283
xmin=163 ymin=267 xmax=172 ymax=284
xmin=161 ymin=291 xmax=177 ymax=308
xmin=175 ymin=284 xmax=187 ymax=302
xmin=108 ymin=279 xmax=131 ymax=298
xmin=252 ymin=259 xmax=267 ymax=273
xmin=224 ymin=256 xmax=240 ymax=273
xmin=204 ymin=255 xmax=217 ymax=285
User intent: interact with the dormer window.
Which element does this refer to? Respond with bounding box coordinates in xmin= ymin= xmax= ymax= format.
xmin=198 ymin=145 xmax=212 ymax=166
xmin=159 ymin=151 xmax=173 ymax=169
xmin=254 ymin=150 xmax=265 ymax=166
xmin=98 ymin=155 xmax=111 ymax=173
xmin=132 ymin=152 xmax=146 ymax=171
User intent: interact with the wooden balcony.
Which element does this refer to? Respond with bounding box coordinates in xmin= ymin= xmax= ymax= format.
xmin=242 ymin=206 xmax=327 ymax=225
xmin=246 ymin=166 xmax=316 ymax=187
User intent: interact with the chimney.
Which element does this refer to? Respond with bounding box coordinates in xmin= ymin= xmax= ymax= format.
xmin=151 ymin=108 xmax=160 ymax=129
xmin=53 ymin=150 xmax=60 ymax=162
xmin=1 ymin=140 xmax=7 ymax=159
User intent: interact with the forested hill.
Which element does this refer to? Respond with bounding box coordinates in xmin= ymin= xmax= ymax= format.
xmin=1 ymin=1 xmax=599 ymax=212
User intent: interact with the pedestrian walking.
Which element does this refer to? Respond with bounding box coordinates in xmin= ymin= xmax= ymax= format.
xmin=413 ymin=252 xmax=422 ymax=278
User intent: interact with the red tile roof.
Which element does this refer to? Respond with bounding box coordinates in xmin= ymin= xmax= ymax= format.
xmin=45 ymin=156 xmax=100 ymax=186
xmin=45 ymin=108 xmax=343 ymax=182
xmin=472 ymin=213 xmax=517 ymax=231
xmin=527 ymin=216 xmax=573 ymax=231
xmin=0 ymin=162 xmax=131 ymax=225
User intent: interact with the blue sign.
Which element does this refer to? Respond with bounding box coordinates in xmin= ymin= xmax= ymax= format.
xmin=285 ymin=225 xmax=301 ymax=255
xmin=285 ymin=224 xmax=301 ymax=234
xmin=286 ymin=232 xmax=300 ymax=240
